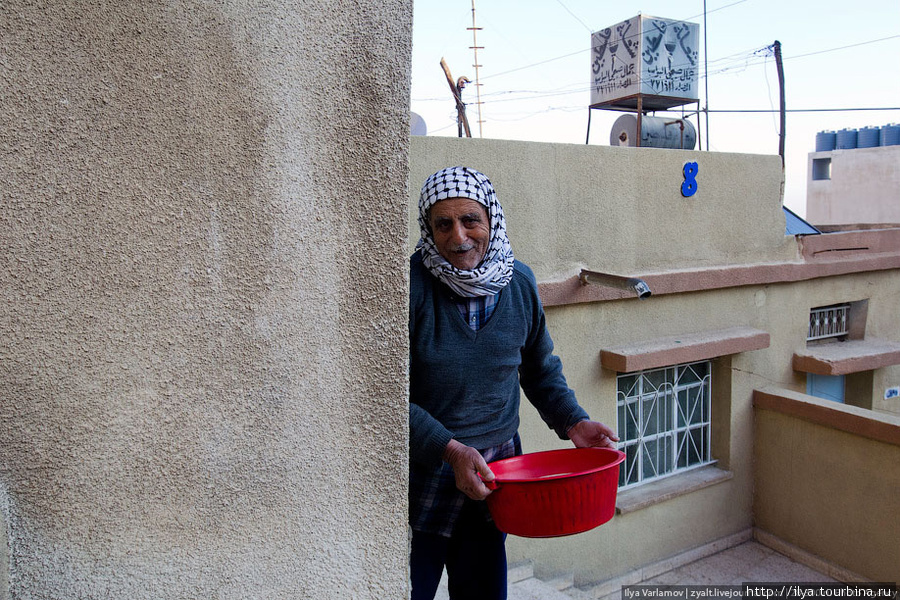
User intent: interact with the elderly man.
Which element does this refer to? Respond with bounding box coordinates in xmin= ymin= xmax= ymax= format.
xmin=409 ymin=166 xmax=617 ymax=600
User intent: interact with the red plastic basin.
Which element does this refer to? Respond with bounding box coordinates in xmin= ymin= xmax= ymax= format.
xmin=485 ymin=447 xmax=625 ymax=538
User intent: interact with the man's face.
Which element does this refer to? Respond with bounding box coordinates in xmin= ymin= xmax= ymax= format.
xmin=428 ymin=197 xmax=491 ymax=271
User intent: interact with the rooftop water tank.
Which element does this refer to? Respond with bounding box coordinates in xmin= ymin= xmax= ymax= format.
xmin=591 ymin=15 xmax=700 ymax=112
xmin=881 ymin=123 xmax=900 ymax=146
xmin=610 ymin=114 xmax=697 ymax=149
xmin=815 ymin=130 xmax=836 ymax=152
xmin=835 ymin=128 xmax=858 ymax=150
xmin=857 ymin=126 xmax=881 ymax=148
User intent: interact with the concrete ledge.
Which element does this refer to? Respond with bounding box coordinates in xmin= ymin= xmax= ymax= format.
xmin=754 ymin=529 xmax=870 ymax=583
xmin=753 ymin=387 xmax=900 ymax=447
xmin=538 ymin=228 xmax=900 ymax=307
xmin=540 ymin=255 xmax=900 ymax=306
xmin=616 ymin=465 xmax=732 ymax=515
xmin=600 ymin=327 xmax=770 ymax=373
xmin=792 ymin=338 xmax=900 ymax=375
xmin=580 ymin=529 xmax=752 ymax=599
xmin=507 ymin=561 xmax=534 ymax=584
xmin=799 ymin=228 xmax=900 ymax=260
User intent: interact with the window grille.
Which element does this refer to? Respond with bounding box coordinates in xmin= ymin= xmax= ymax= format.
xmin=616 ymin=361 xmax=712 ymax=489
xmin=808 ymin=304 xmax=850 ymax=341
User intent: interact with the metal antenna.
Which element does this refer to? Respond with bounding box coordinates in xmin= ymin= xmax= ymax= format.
xmin=468 ymin=0 xmax=485 ymax=137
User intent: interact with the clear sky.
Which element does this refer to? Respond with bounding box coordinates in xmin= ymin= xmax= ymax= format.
xmin=410 ymin=0 xmax=900 ymax=216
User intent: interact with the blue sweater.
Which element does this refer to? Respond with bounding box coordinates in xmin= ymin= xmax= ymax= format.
xmin=409 ymin=251 xmax=589 ymax=467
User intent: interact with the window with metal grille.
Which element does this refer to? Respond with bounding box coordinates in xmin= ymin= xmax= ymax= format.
xmin=808 ymin=304 xmax=850 ymax=341
xmin=616 ymin=361 xmax=712 ymax=489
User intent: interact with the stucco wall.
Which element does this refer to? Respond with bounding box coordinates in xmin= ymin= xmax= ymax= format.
xmin=754 ymin=392 xmax=900 ymax=582
xmin=806 ymin=146 xmax=900 ymax=227
xmin=510 ymin=271 xmax=900 ymax=582
xmin=408 ymin=136 xmax=795 ymax=279
xmin=0 ymin=2 xmax=412 ymax=598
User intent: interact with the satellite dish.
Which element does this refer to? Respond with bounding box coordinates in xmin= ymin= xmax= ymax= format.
xmin=410 ymin=111 xmax=428 ymax=136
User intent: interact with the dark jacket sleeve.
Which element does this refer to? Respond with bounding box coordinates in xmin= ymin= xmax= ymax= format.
xmin=408 ymin=253 xmax=454 ymax=467
xmin=515 ymin=263 xmax=589 ymax=439
xmin=409 ymin=403 xmax=453 ymax=467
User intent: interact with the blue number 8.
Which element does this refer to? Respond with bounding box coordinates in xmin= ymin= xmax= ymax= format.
xmin=682 ymin=162 xmax=698 ymax=197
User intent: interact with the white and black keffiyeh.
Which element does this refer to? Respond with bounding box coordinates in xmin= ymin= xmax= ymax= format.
xmin=417 ymin=166 xmax=515 ymax=297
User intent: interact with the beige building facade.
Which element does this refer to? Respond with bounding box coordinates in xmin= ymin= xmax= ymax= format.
xmin=410 ymin=136 xmax=900 ymax=588
xmin=807 ymin=145 xmax=900 ymax=228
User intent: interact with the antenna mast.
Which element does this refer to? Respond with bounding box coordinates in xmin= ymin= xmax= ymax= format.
xmin=468 ymin=0 xmax=484 ymax=137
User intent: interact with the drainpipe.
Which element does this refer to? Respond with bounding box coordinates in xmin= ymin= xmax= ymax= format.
xmin=579 ymin=270 xmax=652 ymax=299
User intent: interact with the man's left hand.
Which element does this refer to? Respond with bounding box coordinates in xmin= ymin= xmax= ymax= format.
xmin=567 ymin=420 xmax=619 ymax=449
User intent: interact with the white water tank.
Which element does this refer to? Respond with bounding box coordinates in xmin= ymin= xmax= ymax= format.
xmin=610 ymin=114 xmax=696 ymax=149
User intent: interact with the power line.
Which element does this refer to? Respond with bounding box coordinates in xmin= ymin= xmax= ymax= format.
xmin=482 ymin=0 xmax=751 ymax=81
xmin=427 ymin=102 xmax=900 ymax=134
xmin=446 ymin=105 xmax=900 ymax=132
xmin=784 ymin=34 xmax=900 ymax=61
xmin=415 ymin=8 xmax=900 ymax=128
xmin=468 ymin=29 xmax=897 ymax=108
xmin=554 ymin=0 xmax=592 ymax=33
xmin=481 ymin=23 xmax=898 ymax=85
xmin=481 ymin=49 xmax=584 ymax=80
xmin=706 ymin=107 xmax=900 ymax=113
xmin=681 ymin=0 xmax=750 ymax=22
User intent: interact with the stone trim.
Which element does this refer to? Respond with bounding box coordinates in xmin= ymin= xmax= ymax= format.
xmin=753 ymin=529 xmax=870 ymax=583
xmin=798 ymin=228 xmax=900 ymax=260
xmin=538 ymin=244 xmax=900 ymax=308
xmin=600 ymin=327 xmax=770 ymax=373
xmin=792 ymin=338 xmax=900 ymax=375
xmin=753 ymin=387 xmax=900 ymax=447
xmin=616 ymin=464 xmax=733 ymax=515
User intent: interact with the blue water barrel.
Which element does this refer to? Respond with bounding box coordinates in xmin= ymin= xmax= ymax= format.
xmin=815 ymin=130 xmax=836 ymax=151
xmin=835 ymin=128 xmax=858 ymax=149
xmin=857 ymin=126 xmax=881 ymax=148
xmin=881 ymin=123 xmax=900 ymax=146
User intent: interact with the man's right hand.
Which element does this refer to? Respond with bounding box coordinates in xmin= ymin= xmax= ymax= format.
xmin=442 ymin=439 xmax=495 ymax=501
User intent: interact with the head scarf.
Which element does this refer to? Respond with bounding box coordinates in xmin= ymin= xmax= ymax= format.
xmin=417 ymin=166 xmax=515 ymax=297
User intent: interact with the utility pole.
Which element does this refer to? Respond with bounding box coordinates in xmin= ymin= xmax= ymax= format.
xmin=702 ymin=0 xmax=709 ymax=150
xmin=468 ymin=0 xmax=485 ymax=137
xmin=774 ymin=40 xmax=786 ymax=165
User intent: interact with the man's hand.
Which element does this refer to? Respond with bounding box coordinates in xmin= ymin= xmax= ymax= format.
xmin=567 ymin=420 xmax=619 ymax=449
xmin=442 ymin=439 xmax=495 ymax=500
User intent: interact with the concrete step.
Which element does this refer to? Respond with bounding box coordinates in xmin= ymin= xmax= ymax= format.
xmin=509 ymin=575 xmax=579 ymax=600
xmin=435 ymin=561 xmax=578 ymax=600
xmin=508 ymin=561 xmax=535 ymax=584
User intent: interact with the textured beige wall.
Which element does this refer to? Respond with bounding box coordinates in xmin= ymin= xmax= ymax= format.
xmin=409 ymin=136 xmax=795 ymax=279
xmin=807 ymin=146 xmax=900 ymax=226
xmin=1 ymin=2 xmax=411 ymax=598
xmin=512 ymin=271 xmax=900 ymax=582
xmin=755 ymin=397 xmax=900 ymax=582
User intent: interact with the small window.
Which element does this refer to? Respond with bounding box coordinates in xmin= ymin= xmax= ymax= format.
xmin=808 ymin=304 xmax=850 ymax=341
xmin=812 ymin=157 xmax=831 ymax=181
xmin=617 ymin=361 xmax=713 ymax=489
xmin=807 ymin=373 xmax=845 ymax=403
